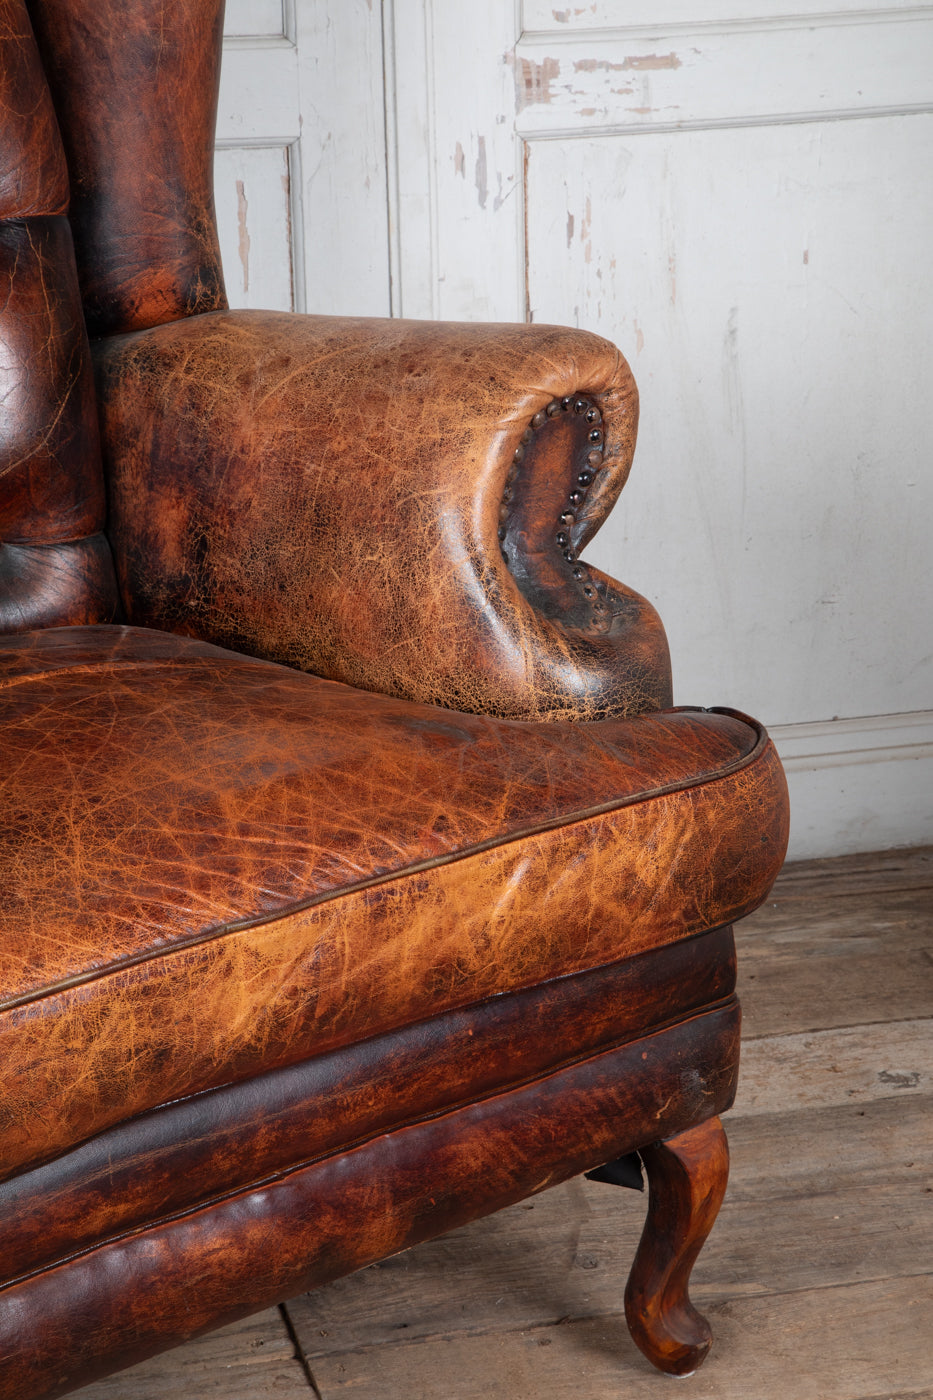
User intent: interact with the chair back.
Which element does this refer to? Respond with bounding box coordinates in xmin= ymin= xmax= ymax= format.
xmin=0 ymin=0 xmax=228 ymax=632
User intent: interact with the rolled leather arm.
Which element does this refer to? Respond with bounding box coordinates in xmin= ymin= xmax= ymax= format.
xmin=95 ymin=310 xmax=672 ymax=721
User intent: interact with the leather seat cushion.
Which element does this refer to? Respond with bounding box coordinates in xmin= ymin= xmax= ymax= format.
xmin=0 ymin=626 xmax=787 ymax=1178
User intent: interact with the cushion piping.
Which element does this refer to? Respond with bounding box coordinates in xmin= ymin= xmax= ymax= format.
xmin=0 ymin=711 xmax=768 ymax=1013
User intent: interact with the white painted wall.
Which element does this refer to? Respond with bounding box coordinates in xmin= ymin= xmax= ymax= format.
xmin=215 ymin=1 xmax=933 ymax=861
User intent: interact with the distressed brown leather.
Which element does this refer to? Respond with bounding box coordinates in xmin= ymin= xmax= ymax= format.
xmin=0 ymin=218 xmax=105 ymax=544
xmin=0 ymin=624 xmax=788 ymax=1179
xmin=26 ymin=0 xmax=228 ymax=336
xmin=0 ymin=928 xmax=736 ymax=1283
xmin=0 ymin=1004 xmax=739 ymax=1400
xmin=0 ymin=4 xmax=793 ymax=1394
xmin=96 ymin=311 xmax=672 ymax=720
xmin=0 ymin=0 xmax=120 ymax=633
xmin=0 ymin=536 xmax=118 ymax=631
xmin=0 ymin=0 xmax=67 ymax=218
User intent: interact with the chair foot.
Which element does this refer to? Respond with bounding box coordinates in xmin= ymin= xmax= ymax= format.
xmin=623 ymin=1115 xmax=729 ymax=1377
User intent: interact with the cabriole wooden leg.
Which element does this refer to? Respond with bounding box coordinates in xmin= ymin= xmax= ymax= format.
xmin=624 ymin=1115 xmax=729 ymax=1377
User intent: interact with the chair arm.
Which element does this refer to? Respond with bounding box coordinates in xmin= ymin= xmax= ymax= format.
xmin=95 ymin=310 xmax=672 ymax=720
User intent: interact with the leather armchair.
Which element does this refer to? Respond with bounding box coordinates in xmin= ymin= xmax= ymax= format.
xmin=0 ymin=2 xmax=790 ymax=1396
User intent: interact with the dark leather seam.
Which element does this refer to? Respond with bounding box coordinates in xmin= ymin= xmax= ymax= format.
xmin=110 ymin=922 xmax=736 ymax=1121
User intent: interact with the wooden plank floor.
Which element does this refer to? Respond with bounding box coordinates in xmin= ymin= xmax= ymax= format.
xmin=81 ymin=846 xmax=933 ymax=1399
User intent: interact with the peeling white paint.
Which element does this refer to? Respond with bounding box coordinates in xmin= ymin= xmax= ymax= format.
xmin=515 ymin=55 xmax=560 ymax=110
xmin=235 ymin=177 xmax=250 ymax=292
xmin=475 ymin=135 xmax=488 ymax=208
xmin=581 ymin=193 xmax=592 ymax=264
xmin=622 ymin=52 xmax=681 ymax=71
xmin=215 ymin=146 xmax=294 ymax=312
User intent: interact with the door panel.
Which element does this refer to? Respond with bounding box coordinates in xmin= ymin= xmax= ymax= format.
xmin=216 ymin=7 xmax=299 ymax=311
xmin=216 ymin=1 xmax=390 ymax=315
xmin=515 ymin=18 xmax=933 ymax=136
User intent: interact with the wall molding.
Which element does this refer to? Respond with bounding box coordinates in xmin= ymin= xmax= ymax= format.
xmin=768 ymin=712 xmax=933 ymax=860
xmin=521 ymin=1 xmax=933 ymax=36
xmin=518 ymin=105 xmax=933 ymax=144
xmin=217 ymin=42 xmax=299 ymax=147
xmin=770 ymin=710 xmax=933 ymax=771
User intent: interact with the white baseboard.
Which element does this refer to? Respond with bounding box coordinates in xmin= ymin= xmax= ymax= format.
xmin=768 ymin=711 xmax=933 ymax=861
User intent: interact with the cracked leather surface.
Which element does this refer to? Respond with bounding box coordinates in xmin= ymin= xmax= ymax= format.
xmin=0 ymin=624 xmax=788 ymax=1179
xmin=0 ymin=4 xmax=794 ymax=1394
xmin=97 ymin=309 xmax=672 ymax=721
xmin=0 ymin=1006 xmax=739 ymax=1400
xmin=0 ymin=218 xmax=105 ymax=548
xmin=0 ymin=0 xmax=67 ymax=219
xmin=5 ymin=2 xmax=672 ymax=719
xmin=27 ymin=0 xmax=228 ymax=336
xmin=1 ymin=930 xmax=736 ymax=1283
xmin=0 ymin=0 xmax=120 ymax=633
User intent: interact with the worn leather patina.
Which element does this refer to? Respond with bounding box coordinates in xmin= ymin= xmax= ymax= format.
xmin=0 ymin=0 xmax=120 ymax=633
xmin=26 ymin=0 xmax=228 ymax=336
xmin=0 ymin=624 xmax=786 ymax=1181
xmin=96 ymin=312 xmax=671 ymax=720
xmin=0 ymin=2 xmax=790 ymax=1395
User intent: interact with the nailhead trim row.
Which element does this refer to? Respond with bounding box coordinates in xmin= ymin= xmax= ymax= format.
xmin=499 ymin=394 xmax=612 ymax=632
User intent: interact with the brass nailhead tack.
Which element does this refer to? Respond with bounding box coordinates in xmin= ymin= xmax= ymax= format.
xmin=505 ymin=397 xmax=609 ymax=629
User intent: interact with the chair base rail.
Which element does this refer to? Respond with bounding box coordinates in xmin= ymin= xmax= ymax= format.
xmin=1 ymin=927 xmax=736 ymax=1280
xmin=0 ymin=1000 xmax=738 ymax=1399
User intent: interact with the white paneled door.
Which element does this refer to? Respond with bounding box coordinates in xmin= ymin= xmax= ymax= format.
xmin=216 ymin=0 xmax=390 ymax=315
xmin=215 ymin=2 xmax=933 ymax=859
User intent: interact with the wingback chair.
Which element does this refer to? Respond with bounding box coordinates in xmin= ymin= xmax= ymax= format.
xmin=0 ymin=2 xmax=790 ymax=1395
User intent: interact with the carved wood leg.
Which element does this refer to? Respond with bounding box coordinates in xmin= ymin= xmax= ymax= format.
xmin=624 ymin=1115 xmax=729 ymax=1377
